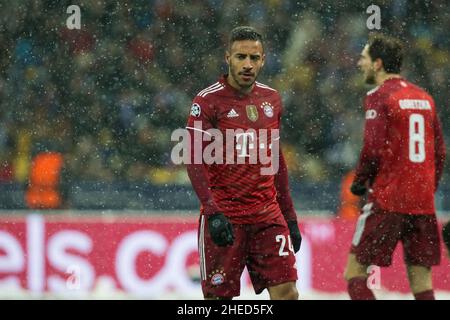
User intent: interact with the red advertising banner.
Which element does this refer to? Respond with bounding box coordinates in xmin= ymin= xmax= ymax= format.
xmin=0 ymin=214 xmax=449 ymax=298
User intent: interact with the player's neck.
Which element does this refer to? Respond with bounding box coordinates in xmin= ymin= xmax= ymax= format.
xmin=376 ymin=72 xmax=401 ymax=86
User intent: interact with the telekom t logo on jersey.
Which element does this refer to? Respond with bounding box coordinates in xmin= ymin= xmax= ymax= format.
xmin=235 ymin=132 xmax=255 ymax=157
xmin=171 ymin=121 xmax=280 ymax=175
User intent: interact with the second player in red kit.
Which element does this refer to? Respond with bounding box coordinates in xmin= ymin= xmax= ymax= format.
xmin=344 ymin=34 xmax=446 ymax=300
xmin=186 ymin=26 xmax=301 ymax=299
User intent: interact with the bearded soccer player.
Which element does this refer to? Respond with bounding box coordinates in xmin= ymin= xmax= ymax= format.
xmin=344 ymin=34 xmax=446 ymax=300
xmin=185 ymin=26 xmax=301 ymax=300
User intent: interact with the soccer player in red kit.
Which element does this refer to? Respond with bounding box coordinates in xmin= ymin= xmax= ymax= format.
xmin=185 ymin=26 xmax=301 ymax=299
xmin=344 ymin=34 xmax=446 ymax=300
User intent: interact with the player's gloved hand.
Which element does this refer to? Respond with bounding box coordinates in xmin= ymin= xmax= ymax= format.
xmin=443 ymin=222 xmax=450 ymax=255
xmin=207 ymin=212 xmax=234 ymax=247
xmin=287 ymin=220 xmax=302 ymax=253
xmin=350 ymin=181 xmax=367 ymax=196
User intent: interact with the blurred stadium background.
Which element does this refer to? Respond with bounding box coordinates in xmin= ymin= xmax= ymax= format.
xmin=0 ymin=1 xmax=449 ymax=299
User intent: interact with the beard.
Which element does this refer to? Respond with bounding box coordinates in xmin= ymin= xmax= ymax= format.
xmin=229 ymin=62 xmax=257 ymax=89
xmin=365 ymin=69 xmax=376 ymax=84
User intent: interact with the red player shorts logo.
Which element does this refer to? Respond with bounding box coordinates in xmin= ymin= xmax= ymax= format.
xmin=209 ymin=269 xmax=226 ymax=286
xmin=246 ymin=105 xmax=259 ymax=122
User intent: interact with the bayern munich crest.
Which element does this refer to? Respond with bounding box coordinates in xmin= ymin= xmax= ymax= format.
xmin=261 ymin=101 xmax=274 ymax=118
xmin=209 ymin=269 xmax=226 ymax=286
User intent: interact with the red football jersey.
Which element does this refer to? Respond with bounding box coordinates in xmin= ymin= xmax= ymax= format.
xmin=355 ymin=77 xmax=446 ymax=214
xmin=186 ymin=75 xmax=284 ymax=223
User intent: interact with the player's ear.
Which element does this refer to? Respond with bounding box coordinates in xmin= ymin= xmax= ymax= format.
xmin=225 ymin=51 xmax=230 ymax=66
xmin=374 ymin=58 xmax=383 ymax=72
xmin=261 ymin=53 xmax=265 ymax=67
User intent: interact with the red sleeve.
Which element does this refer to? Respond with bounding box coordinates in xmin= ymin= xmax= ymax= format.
xmin=186 ymin=96 xmax=215 ymax=130
xmin=274 ymin=151 xmax=297 ymax=222
xmin=186 ymin=164 xmax=221 ymax=216
xmin=434 ymin=112 xmax=446 ymax=191
xmin=185 ymin=96 xmax=220 ymax=216
xmin=354 ymin=95 xmax=388 ymax=186
xmin=274 ymin=94 xmax=297 ymax=222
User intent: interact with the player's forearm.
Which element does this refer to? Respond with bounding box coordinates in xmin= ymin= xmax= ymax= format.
xmin=355 ymin=105 xmax=386 ymax=185
xmin=274 ymin=151 xmax=297 ymax=222
xmin=186 ymin=163 xmax=220 ymax=216
xmin=185 ymin=123 xmax=220 ymax=216
xmin=354 ymin=146 xmax=380 ymax=186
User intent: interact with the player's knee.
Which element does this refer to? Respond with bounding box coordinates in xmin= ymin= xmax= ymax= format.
xmin=285 ymin=287 xmax=299 ymax=300
xmin=344 ymin=266 xmax=361 ymax=281
xmin=276 ymin=287 xmax=298 ymax=300
xmin=344 ymin=264 xmax=367 ymax=281
xmin=269 ymin=284 xmax=298 ymax=300
xmin=407 ymin=265 xmax=432 ymax=294
xmin=343 ymin=268 xmax=351 ymax=281
xmin=344 ymin=255 xmax=367 ymax=281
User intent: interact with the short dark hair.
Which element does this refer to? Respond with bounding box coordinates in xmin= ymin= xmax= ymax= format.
xmin=229 ymin=26 xmax=263 ymax=49
xmin=367 ymin=33 xmax=404 ymax=74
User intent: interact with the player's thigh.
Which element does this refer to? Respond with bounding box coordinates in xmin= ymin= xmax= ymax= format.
xmin=198 ymin=216 xmax=247 ymax=298
xmin=246 ymin=218 xmax=298 ymax=294
xmin=351 ymin=203 xmax=402 ymax=267
xmin=406 ymin=265 xmax=432 ymax=294
xmin=268 ymin=281 xmax=298 ymax=300
xmin=344 ymin=253 xmax=368 ymax=281
xmin=403 ymin=214 xmax=440 ymax=267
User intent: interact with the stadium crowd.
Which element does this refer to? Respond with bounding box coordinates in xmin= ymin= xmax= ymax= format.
xmin=0 ymin=0 xmax=448 ymax=188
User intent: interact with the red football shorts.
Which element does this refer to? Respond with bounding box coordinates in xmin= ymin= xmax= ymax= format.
xmin=350 ymin=202 xmax=441 ymax=267
xmin=198 ymin=214 xmax=298 ymax=298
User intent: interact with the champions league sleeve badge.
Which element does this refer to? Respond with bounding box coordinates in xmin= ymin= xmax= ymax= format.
xmin=190 ymin=103 xmax=201 ymax=117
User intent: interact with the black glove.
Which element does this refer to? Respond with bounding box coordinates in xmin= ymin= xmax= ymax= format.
xmin=443 ymin=222 xmax=450 ymax=253
xmin=287 ymin=220 xmax=302 ymax=253
xmin=350 ymin=181 xmax=367 ymax=196
xmin=207 ymin=212 xmax=234 ymax=247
